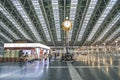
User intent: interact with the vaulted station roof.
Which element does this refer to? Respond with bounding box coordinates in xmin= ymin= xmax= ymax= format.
xmin=0 ymin=0 xmax=120 ymax=47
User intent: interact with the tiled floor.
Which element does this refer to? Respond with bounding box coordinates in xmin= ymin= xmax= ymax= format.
xmin=0 ymin=56 xmax=120 ymax=80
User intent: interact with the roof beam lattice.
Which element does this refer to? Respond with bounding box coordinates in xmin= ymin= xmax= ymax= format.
xmin=0 ymin=21 xmax=20 ymax=40
xmin=87 ymin=0 xmax=118 ymax=41
xmin=97 ymin=13 xmax=120 ymax=41
xmin=31 ymin=0 xmax=51 ymax=41
xmin=11 ymin=0 xmax=41 ymax=41
xmin=0 ymin=30 xmax=12 ymax=42
xmin=105 ymin=27 xmax=120 ymax=42
xmin=52 ymin=0 xmax=61 ymax=41
xmin=0 ymin=3 xmax=32 ymax=40
xmin=68 ymin=0 xmax=78 ymax=41
xmin=77 ymin=0 xmax=98 ymax=41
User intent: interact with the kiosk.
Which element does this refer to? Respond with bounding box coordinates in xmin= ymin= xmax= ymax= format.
xmin=3 ymin=43 xmax=50 ymax=62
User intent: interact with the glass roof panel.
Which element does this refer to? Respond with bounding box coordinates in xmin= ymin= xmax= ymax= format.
xmin=52 ymin=0 xmax=61 ymax=41
xmin=115 ymin=36 xmax=120 ymax=41
xmin=11 ymin=0 xmax=41 ymax=41
xmin=0 ymin=4 xmax=32 ymax=40
xmin=68 ymin=0 xmax=78 ymax=41
xmin=105 ymin=27 xmax=120 ymax=41
xmin=87 ymin=0 xmax=117 ymax=41
xmin=97 ymin=13 xmax=120 ymax=41
xmin=78 ymin=0 xmax=98 ymax=41
xmin=32 ymin=0 xmax=51 ymax=41
xmin=0 ymin=31 xmax=12 ymax=42
xmin=0 ymin=22 xmax=20 ymax=39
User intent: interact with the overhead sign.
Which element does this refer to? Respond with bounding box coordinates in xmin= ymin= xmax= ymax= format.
xmin=4 ymin=43 xmax=50 ymax=49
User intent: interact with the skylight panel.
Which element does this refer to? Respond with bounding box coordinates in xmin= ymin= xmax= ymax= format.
xmin=69 ymin=0 xmax=78 ymax=41
xmin=0 ymin=40 xmax=4 ymax=43
xmin=115 ymin=37 xmax=120 ymax=41
xmin=105 ymin=27 xmax=120 ymax=41
xmin=87 ymin=0 xmax=117 ymax=41
xmin=0 ymin=22 xmax=20 ymax=39
xmin=31 ymin=0 xmax=51 ymax=41
xmin=0 ymin=4 xmax=32 ymax=40
xmin=77 ymin=0 xmax=98 ymax=41
xmin=0 ymin=31 xmax=12 ymax=42
xmin=11 ymin=0 xmax=41 ymax=41
xmin=52 ymin=0 xmax=61 ymax=41
xmin=97 ymin=13 xmax=120 ymax=41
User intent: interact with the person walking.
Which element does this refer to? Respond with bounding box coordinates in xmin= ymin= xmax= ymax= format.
xmin=44 ymin=53 xmax=48 ymax=66
xmin=48 ymin=53 xmax=52 ymax=62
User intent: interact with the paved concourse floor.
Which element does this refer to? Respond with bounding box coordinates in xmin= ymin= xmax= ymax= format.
xmin=0 ymin=56 xmax=120 ymax=80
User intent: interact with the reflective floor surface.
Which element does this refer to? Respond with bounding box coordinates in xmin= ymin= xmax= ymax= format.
xmin=0 ymin=55 xmax=120 ymax=80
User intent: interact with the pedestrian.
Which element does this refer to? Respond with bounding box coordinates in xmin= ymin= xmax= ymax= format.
xmin=44 ymin=53 xmax=48 ymax=66
xmin=48 ymin=53 xmax=52 ymax=62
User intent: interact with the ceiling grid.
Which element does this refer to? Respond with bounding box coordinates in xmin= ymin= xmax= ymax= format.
xmin=0 ymin=0 xmax=119 ymax=46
